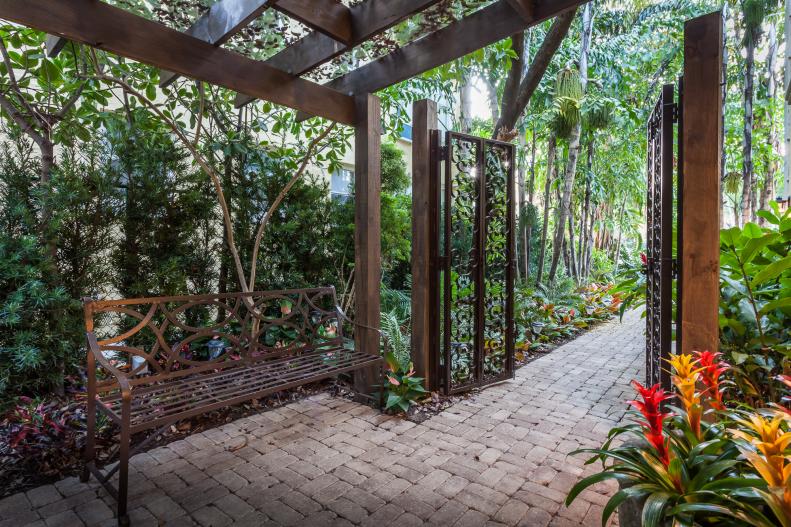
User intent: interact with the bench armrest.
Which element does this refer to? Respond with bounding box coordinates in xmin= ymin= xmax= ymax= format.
xmin=86 ymin=332 xmax=132 ymax=400
xmin=335 ymin=305 xmax=390 ymax=356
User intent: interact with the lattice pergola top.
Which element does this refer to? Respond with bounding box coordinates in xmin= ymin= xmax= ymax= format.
xmin=0 ymin=0 xmax=585 ymax=126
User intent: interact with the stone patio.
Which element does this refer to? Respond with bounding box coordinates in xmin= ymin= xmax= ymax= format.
xmin=1 ymin=310 xmax=643 ymax=527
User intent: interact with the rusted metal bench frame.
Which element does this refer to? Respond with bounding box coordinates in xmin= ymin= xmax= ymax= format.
xmin=79 ymin=287 xmax=383 ymax=525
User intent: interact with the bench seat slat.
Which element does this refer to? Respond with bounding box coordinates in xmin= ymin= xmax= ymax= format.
xmin=96 ymin=347 xmax=380 ymax=433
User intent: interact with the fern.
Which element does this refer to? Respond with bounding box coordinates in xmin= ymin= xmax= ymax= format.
xmin=380 ymin=310 xmax=411 ymax=370
xmin=381 ymin=285 xmax=411 ymax=321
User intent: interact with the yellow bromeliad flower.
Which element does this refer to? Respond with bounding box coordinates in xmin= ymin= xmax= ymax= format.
xmin=733 ymin=411 xmax=791 ymax=526
xmin=668 ymin=353 xmax=704 ymax=438
xmin=733 ymin=412 xmax=791 ymax=485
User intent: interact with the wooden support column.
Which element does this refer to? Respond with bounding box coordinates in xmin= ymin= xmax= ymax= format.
xmin=354 ymin=94 xmax=382 ymax=400
xmin=411 ymin=99 xmax=438 ymax=390
xmin=681 ymin=11 xmax=722 ymax=355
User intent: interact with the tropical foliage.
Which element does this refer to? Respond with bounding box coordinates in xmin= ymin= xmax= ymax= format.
xmin=567 ymin=351 xmax=791 ymax=527
xmin=720 ymin=203 xmax=791 ymax=406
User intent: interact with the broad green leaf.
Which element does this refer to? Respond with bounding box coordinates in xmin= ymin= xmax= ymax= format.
xmin=742 ymin=222 xmax=763 ymax=239
xmin=720 ymin=227 xmax=742 ymax=248
xmin=641 ymin=492 xmax=671 ymax=527
xmin=384 ymin=393 xmax=402 ymax=410
xmin=739 ymin=234 xmax=774 ymax=264
xmin=566 ymin=471 xmax=620 ymax=506
xmin=752 ymin=255 xmax=791 ymax=286
xmin=758 ymin=297 xmax=791 ymax=316
xmin=757 ymin=210 xmax=779 ymax=225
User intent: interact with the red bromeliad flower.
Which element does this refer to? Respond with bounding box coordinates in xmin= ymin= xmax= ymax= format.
xmin=774 ymin=374 xmax=791 ymax=416
xmin=694 ymin=350 xmax=729 ymax=410
xmin=640 ymin=253 xmax=648 ymax=266
xmin=628 ymin=380 xmax=674 ymax=466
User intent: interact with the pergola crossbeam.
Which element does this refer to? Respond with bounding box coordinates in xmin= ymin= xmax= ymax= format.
xmin=1 ymin=0 xmax=356 ymax=124
xmin=235 ymin=0 xmax=443 ymax=108
xmin=506 ymin=0 xmax=535 ymax=21
xmin=159 ymin=0 xmax=274 ymax=87
xmin=273 ymin=0 xmax=353 ymax=45
xmin=296 ymin=0 xmax=586 ymax=120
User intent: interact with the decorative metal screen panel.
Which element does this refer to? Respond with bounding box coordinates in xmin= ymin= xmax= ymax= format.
xmin=435 ymin=131 xmax=515 ymax=394
xmin=645 ymin=83 xmax=680 ymax=391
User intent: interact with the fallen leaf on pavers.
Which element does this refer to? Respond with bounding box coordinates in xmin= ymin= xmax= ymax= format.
xmin=228 ymin=436 xmax=249 ymax=452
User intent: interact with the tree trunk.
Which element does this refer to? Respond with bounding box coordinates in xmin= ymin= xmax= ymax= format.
xmin=785 ymin=0 xmax=791 ymax=205
xmin=217 ymin=151 xmax=233 ymax=320
xmin=578 ymin=140 xmax=592 ymax=272
xmin=548 ymin=126 xmax=581 ymax=282
xmin=548 ymin=4 xmax=592 ymax=282
xmin=613 ymin=200 xmax=626 ymax=274
xmin=721 ymin=3 xmax=729 ymax=228
xmin=741 ymin=28 xmax=757 ymax=225
xmin=517 ymin=132 xmax=527 ymax=280
xmin=524 ymin=127 xmax=536 ymax=278
xmin=528 ymin=125 xmax=537 ymax=204
xmin=760 ymin=23 xmax=779 ymax=221
xmin=536 ymin=134 xmax=556 ymax=285
xmin=567 ymin=212 xmax=578 ymax=281
xmin=584 ymin=204 xmax=595 ymax=279
xmin=460 ymin=72 xmax=475 ymax=133
xmin=483 ymin=74 xmax=500 ymax=124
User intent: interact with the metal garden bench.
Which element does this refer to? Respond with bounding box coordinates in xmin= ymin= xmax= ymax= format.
xmin=80 ymin=287 xmax=382 ymax=525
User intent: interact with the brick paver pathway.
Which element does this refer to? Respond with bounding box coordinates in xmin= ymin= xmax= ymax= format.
xmin=2 ymin=310 xmax=643 ymax=527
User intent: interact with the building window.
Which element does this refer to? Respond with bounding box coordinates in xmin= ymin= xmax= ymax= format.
xmin=400 ymin=124 xmax=413 ymax=142
xmin=331 ymin=167 xmax=353 ymax=201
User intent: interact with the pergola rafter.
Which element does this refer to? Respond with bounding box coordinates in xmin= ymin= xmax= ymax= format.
xmin=9 ymin=0 xmax=589 ymax=125
xmin=158 ymin=0 xmax=276 ymax=88
xmin=2 ymin=0 xmax=357 ymax=124
xmin=295 ymin=0 xmax=582 ymax=120
xmin=272 ymin=0 xmax=353 ymax=45
xmin=235 ymin=0 xmax=445 ymax=107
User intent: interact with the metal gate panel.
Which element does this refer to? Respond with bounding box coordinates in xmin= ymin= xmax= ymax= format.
xmin=482 ymin=140 xmax=515 ymax=385
xmin=645 ymin=83 xmax=678 ymax=391
xmin=435 ymin=131 xmax=515 ymax=395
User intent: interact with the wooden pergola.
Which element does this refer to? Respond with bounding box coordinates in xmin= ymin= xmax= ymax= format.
xmin=0 ymin=0 xmax=587 ymax=386
xmin=0 ymin=0 xmax=722 ymax=389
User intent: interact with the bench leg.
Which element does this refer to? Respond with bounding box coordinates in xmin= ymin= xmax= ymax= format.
xmin=117 ymin=403 xmax=131 ymax=526
xmin=81 ymin=394 xmax=96 ymax=483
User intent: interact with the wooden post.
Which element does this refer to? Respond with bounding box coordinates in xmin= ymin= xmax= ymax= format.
xmin=681 ymin=12 xmax=722 ymax=355
xmin=354 ymin=94 xmax=382 ymax=399
xmin=411 ymin=99 xmax=438 ymax=390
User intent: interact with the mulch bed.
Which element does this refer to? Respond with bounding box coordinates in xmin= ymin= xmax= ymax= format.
xmin=0 ymin=377 xmax=351 ymax=498
xmin=1 ymin=317 xmax=614 ymax=498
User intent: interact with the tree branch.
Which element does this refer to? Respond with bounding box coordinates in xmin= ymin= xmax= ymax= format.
xmin=247 ymin=122 xmax=337 ymax=290
xmin=494 ymin=8 xmax=577 ymax=137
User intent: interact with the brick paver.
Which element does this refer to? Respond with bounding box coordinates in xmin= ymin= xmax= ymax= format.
xmin=2 ymin=311 xmax=643 ymax=526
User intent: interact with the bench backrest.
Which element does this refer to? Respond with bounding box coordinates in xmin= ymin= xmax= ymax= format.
xmin=84 ymin=287 xmax=344 ymax=383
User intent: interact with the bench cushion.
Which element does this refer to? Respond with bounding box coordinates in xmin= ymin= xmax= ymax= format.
xmin=97 ymin=346 xmax=380 ymax=433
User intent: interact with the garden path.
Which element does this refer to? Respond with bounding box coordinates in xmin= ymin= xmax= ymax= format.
xmin=2 ymin=310 xmax=643 ymax=527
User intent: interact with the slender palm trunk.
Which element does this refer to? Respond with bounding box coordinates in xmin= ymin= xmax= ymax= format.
xmin=741 ymin=31 xmax=757 ymax=225
xmin=567 ymin=212 xmax=578 ymax=281
xmin=612 ymin=200 xmax=626 ymax=274
xmin=536 ymin=134 xmax=556 ymax=285
xmin=548 ymin=4 xmax=593 ymax=282
xmin=517 ymin=133 xmax=527 ymax=281
xmin=760 ymin=23 xmax=778 ymax=221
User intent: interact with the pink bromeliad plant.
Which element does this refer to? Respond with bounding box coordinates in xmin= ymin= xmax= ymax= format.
xmin=566 ymin=351 xmax=789 ymax=527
